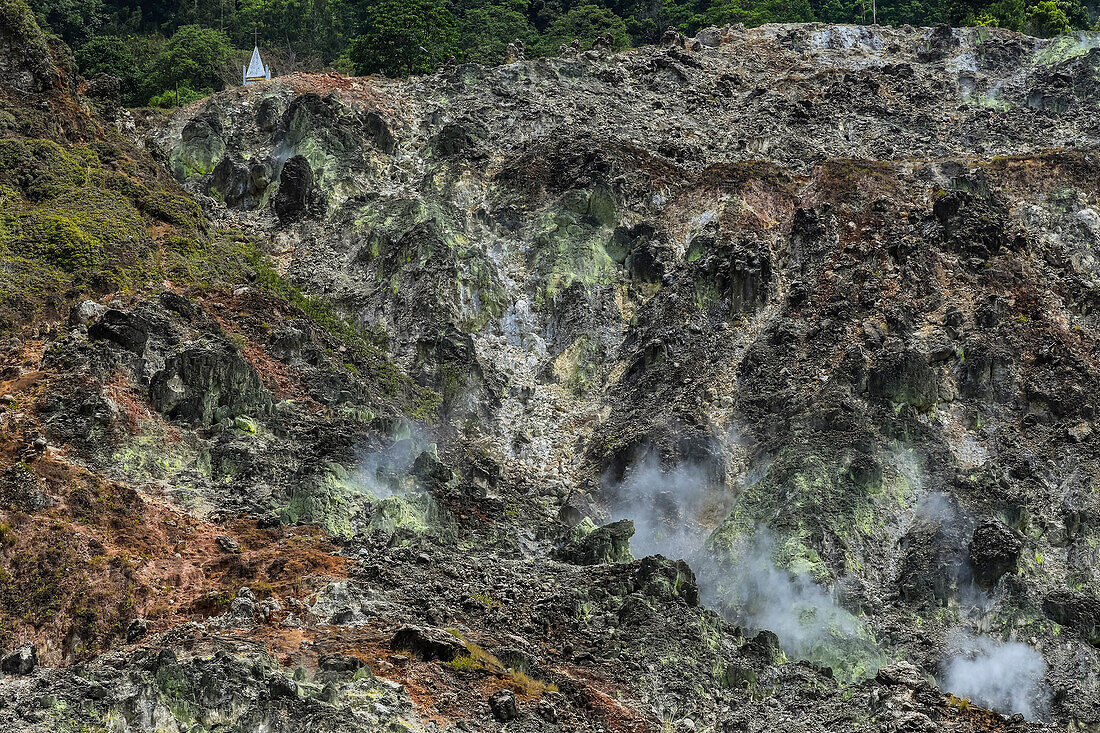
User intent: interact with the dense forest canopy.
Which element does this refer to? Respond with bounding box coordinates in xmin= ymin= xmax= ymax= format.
xmin=27 ymin=0 xmax=1099 ymax=104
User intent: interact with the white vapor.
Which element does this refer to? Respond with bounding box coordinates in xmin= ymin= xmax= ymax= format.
xmin=941 ymin=631 xmax=1048 ymax=720
xmin=606 ymin=445 xmax=882 ymax=681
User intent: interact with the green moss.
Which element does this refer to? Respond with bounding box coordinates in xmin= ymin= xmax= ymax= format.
xmin=0 ymin=137 xmax=240 ymax=328
xmin=0 ymin=139 xmax=96 ymax=199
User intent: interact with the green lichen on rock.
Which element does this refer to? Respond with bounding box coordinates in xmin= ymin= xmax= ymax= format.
xmin=706 ymin=446 xmax=914 ymax=682
xmin=528 ymin=185 xmax=621 ymax=299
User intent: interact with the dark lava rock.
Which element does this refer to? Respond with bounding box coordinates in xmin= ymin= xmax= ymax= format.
xmin=88 ymin=309 xmax=152 ymax=354
xmin=488 ymin=689 xmax=518 ymax=722
xmin=555 ymin=519 xmax=635 ymax=565
xmin=318 ymin=654 xmax=365 ymax=674
xmin=742 ymin=630 xmax=782 ymax=665
xmin=364 ymin=111 xmax=396 ymax=154
xmin=149 ymin=343 xmax=272 ymax=426
xmin=215 ymin=535 xmax=241 ymax=554
xmin=274 ymin=155 xmax=325 ymax=223
xmin=268 ymin=673 xmax=299 ymax=699
xmin=0 ymin=463 xmax=53 ymax=512
xmin=635 ymin=554 xmax=699 ymax=606
xmin=968 ymin=519 xmax=1022 ymax=589
xmin=1043 ymin=590 xmax=1100 ymax=644
xmin=876 ymin=661 xmax=928 ymax=689
xmin=210 ymin=155 xmax=271 ymax=210
xmin=391 ymin=625 xmax=465 ymax=662
xmin=1 ymin=644 xmax=37 ymax=675
xmin=126 ymin=619 xmax=149 ymax=643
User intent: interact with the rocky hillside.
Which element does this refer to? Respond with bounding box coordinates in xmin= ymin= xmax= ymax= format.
xmin=2 ymin=1 xmax=1100 ymax=729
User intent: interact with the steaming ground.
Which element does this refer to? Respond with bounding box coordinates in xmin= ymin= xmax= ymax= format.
xmin=942 ymin=631 xmax=1049 ymax=721
xmin=608 ymin=451 xmax=1052 ymax=712
xmin=607 ymin=450 xmax=884 ymax=682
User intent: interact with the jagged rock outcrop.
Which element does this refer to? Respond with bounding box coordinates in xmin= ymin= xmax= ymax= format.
xmin=141 ymin=21 xmax=1100 ymax=728
xmin=4 ymin=4 xmax=1100 ymax=730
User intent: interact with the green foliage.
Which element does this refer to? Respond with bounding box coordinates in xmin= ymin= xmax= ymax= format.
xmin=153 ymin=25 xmax=233 ymax=97
xmin=0 ymin=139 xmax=91 ymax=200
xmin=45 ymin=0 xmax=1098 ymax=91
xmin=27 ymin=0 xmax=104 ymax=47
xmin=1026 ymin=0 xmax=1072 ymax=35
xmin=74 ymin=34 xmax=140 ymax=101
xmin=703 ymin=0 xmax=815 ymax=26
xmin=448 ymin=654 xmax=480 ymax=670
xmin=457 ymin=0 xmax=537 ymax=64
xmin=535 ymin=4 xmax=631 ymax=55
xmin=0 ymin=136 xmax=237 ymax=328
xmin=347 ymin=0 xmax=458 ymax=76
xmin=148 ymin=85 xmax=212 ymax=108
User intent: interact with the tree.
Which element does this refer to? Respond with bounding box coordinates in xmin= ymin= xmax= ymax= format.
xmin=702 ymin=0 xmax=814 ymax=26
xmin=347 ymin=0 xmax=458 ymax=76
xmin=26 ymin=0 xmax=105 ymax=47
xmin=534 ymin=4 xmax=631 ymax=55
xmin=149 ymin=25 xmax=233 ymax=102
xmin=457 ymin=0 xmax=537 ymax=64
xmin=75 ymin=35 xmax=141 ymax=104
xmin=1025 ymin=0 xmax=1071 ymax=34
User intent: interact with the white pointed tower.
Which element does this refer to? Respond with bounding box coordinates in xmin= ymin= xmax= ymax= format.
xmin=243 ymin=46 xmax=271 ymax=85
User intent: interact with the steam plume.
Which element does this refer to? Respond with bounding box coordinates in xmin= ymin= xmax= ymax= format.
xmin=941 ymin=631 xmax=1048 ymax=720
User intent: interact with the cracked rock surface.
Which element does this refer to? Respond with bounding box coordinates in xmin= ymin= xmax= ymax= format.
xmin=3 ymin=11 xmax=1100 ymax=733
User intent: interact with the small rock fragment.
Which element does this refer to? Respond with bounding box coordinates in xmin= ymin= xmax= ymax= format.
xmin=216 ymin=535 xmax=241 ymax=554
xmin=488 ymin=689 xmax=518 ymax=722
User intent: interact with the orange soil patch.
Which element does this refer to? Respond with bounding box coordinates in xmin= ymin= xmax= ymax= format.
xmin=0 ymin=452 xmax=347 ymax=666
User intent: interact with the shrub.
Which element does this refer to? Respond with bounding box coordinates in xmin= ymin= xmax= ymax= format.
xmin=348 ymin=0 xmax=457 ymax=76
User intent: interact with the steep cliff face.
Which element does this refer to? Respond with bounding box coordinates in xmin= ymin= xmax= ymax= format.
xmin=3 ymin=4 xmax=1100 ymax=731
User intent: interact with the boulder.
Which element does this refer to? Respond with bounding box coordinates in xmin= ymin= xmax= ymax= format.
xmin=364 ymin=111 xmax=396 ymax=154
xmin=695 ymin=26 xmax=723 ymax=47
xmin=318 ymin=654 xmax=366 ymax=675
xmin=274 ymin=155 xmax=325 ymax=223
xmin=173 ymin=112 xmax=225 ymax=179
xmin=391 ymin=625 xmax=465 ymax=662
xmin=126 ymin=619 xmax=149 ymax=643
xmin=1043 ymin=590 xmax=1100 ymax=644
xmin=1 ymin=643 xmax=37 ymax=675
xmin=209 ymin=154 xmax=270 ymax=210
xmin=968 ymin=519 xmax=1021 ymax=589
xmin=635 ymin=555 xmax=699 ymax=606
xmin=69 ymin=299 xmax=107 ymax=326
xmin=875 ymin=661 xmax=928 ymax=689
xmin=88 ymin=308 xmax=153 ymax=354
xmin=555 ymin=519 xmax=634 ymax=565
xmin=149 ymin=343 xmax=272 ymax=426
xmin=216 ymin=535 xmax=241 ymax=554
xmin=488 ymin=689 xmax=518 ymax=722
xmin=268 ymin=672 xmax=298 ymax=699
xmin=742 ymin=630 xmax=781 ymax=665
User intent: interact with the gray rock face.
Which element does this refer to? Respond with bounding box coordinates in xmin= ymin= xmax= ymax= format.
xmin=138 ymin=23 xmax=1100 ymax=726
xmin=969 ymin=519 xmax=1022 ymax=589
xmin=148 ymin=342 xmax=272 ymax=425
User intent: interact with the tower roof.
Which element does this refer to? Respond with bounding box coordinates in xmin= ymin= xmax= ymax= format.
xmin=246 ymin=46 xmax=267 ymax=80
